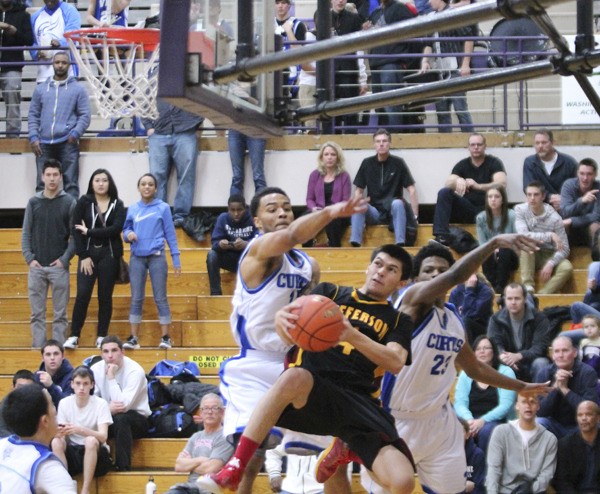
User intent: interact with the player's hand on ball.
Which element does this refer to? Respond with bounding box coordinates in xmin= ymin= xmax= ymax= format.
xmin=275 ymin=303 xmax=300 ymax=346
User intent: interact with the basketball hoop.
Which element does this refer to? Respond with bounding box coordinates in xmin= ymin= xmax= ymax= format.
xmin=65 ymin=28 xmax=161 ymax=119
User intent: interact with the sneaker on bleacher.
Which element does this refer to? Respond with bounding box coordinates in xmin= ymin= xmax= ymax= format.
xmin=123 ymin=336 xmax=140 ymax=350
xmin=64 ymin=336 xmax=78 ymax=349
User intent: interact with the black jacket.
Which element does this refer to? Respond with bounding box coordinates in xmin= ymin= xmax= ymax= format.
xmin=536 ymin=360 xmax=599 ymax=427
xmin=553 ymin=431 xmax=600 ymax=493
xmin=368 ymin=1 xmax=419 ymax=69
xmin=0 ymin=2 xmax=34 ymax=72
xmin=487 ymin=305 xmax=552 ymax=363
xmin=331 ymin=8 xmax=362 ymax=76
xmin=72 ymin=194 xmax=126 ymax=260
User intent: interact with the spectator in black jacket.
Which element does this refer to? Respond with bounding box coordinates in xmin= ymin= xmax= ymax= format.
xmin=535 ymin=336 xmax=600 ymax=438
xmin=35 ymin=339 xmax=74 ymax=408
xmin=206 ymin=195 xmax=257 ymax=296
xmin=449 ymin=273 xmax=494 ymax=345
xmin=64 ymin=169 xmax=126 ymax=350
xmin=487 ymin=282 xmax=552 ymax=381
xmin=420 ymin=0 xmax=475 ymax=133
xmin=331 ymin=0 xmax=365 ymax=133
xmin=0 ymin=0 xmax=33 ymax=136
xmin=522 ymin=129 xmax=577 ymax=211
xmin=553 ymin=400 xmax=600 ymax=493
xmin=364 ymin=0 xmax=418 ymax=129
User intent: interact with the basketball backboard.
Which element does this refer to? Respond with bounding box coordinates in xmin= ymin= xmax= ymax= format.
xmin=158 ymin=0 xmax=284 ymax=137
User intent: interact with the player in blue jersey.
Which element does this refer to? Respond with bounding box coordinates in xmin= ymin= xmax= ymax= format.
xmin=220 ymin=186 xmax=367 ymax=493
xmin=301 ymin=235 xmax=550 ymax=494
xmin=86 ymin=0 xmax=129 ymax=27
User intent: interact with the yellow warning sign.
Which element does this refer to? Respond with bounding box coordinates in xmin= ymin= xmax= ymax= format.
xmin=189 ymin=355 xmax=228 ymax=370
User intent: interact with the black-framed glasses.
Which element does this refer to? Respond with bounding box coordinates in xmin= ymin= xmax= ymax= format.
xmin=200 ymin=406 xmax=223 ymax=413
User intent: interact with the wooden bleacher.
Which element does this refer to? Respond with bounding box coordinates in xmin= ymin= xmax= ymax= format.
xmin=0 ymin=224 xmax=587 ymax=493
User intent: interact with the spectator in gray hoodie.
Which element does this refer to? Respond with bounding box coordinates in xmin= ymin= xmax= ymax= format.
xmin=486 ymin=393 xmax=557 ymax=494
xmin=28 ymin=51 xmax=91 ymax=199
xmin=21 ymin=159 xmax=75 ymax=347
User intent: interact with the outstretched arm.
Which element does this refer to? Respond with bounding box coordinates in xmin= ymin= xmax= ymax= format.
xmin=456 ymin=342 xmax=551 ymax=395
xmin=403 ymin=234 xmax=539 ymax=310
xmin=245 ymin=195 xmax=368 ymax=263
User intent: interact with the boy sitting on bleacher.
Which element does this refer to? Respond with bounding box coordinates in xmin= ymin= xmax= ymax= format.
xmin=52 ymin=366 xmax=113 ymax=494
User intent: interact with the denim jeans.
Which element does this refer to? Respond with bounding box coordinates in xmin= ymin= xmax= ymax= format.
xmin=36 ymin=141 xmax=80 ymax=199
xmin=129 ymin=252 xmax=171 ymax=324
xmin=148 ymin=131 xmax=198 ymax=222
xmin=28 ymin=264 xmax=70 ymax=347
xmin=228 ymin=129 xmax=267 ymax=197
xmin=474 ymin=419 xmax=502 ymax=455
xmin=0 ymin=70 xmax=22 ymax=136
xmin=370 ymin=63 xmax=406 ymax=129
xmin=435 ymin=71 xmax=474 ymax=133
xmin=350 ymin=199 xmax=406 ymax=245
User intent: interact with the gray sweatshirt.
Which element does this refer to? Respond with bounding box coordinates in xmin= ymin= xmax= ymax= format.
xmin=486 ymin=420 xmax=557 ymax=494
xmin=514 ymin=202 xmax=570 ymax=265
xmin=21 ymin=190 xmax=75 ymax=267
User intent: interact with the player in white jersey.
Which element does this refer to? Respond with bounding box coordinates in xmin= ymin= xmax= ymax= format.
xmin=220 ymin=186 xmax=367 ymax=494
xmin=312 ymin=235 xmax=549 ymax=494
xmin=0 ymin=385 xmax=76 ymax=493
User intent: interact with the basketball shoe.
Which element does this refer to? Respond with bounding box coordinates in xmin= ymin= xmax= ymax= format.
xmin=315 ymin=437 xmax=353 ymax=483
xmin=196 ymin=456 xmax=244 ymax=493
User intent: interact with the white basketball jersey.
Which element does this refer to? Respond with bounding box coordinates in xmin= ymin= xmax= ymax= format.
xmin=230 ymin=239 xmax=313 ymax=353
xmin=0 ymin=436 xmax=54 ymax=493
xmin=382 ymin=303 xmax=466 ymax=415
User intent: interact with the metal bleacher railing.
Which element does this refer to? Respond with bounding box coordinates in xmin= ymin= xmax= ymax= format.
xmin=284 ymin=33 xmax=558 ymax=135
xmin=0 ymin=30 xmax=574 ymax=138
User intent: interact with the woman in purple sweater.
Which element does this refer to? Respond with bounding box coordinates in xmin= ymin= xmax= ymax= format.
xmin=304 ymin=141 xmax=352 ymax=247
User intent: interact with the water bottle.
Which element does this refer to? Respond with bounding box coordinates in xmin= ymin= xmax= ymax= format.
xmin=145 ymin=476 xmax=157 ymax=494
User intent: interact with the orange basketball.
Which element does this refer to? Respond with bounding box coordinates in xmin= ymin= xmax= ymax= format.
xmin=288 ymin=295 xmax=345 ymax=352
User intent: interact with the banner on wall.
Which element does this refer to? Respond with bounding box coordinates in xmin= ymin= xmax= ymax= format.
xmin=561 ymin=35 xmax=600 ymax=125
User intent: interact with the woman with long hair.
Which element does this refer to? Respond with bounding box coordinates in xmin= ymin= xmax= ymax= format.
xmin=122 ymin=173 xmax=181 ymax=349
xmin=454 ymin=335 xmax=517 ymax=453
xmin=304 ymin=141 xmax=351 ymax=247
xmin=475 ymin=184 xmax=518 ymax=293
xmin=64 ymin=169 xmax=126 ymax=349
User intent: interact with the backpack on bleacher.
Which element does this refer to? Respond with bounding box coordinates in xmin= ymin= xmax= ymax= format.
xmin=147 ymin=377 xmax=172 ymax=409
xmin=147 ymin=403 xmax=196 ymax=438
xmin=148 ymin=359 xmax=200 ymax=378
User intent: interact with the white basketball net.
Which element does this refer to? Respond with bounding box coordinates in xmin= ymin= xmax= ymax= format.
xmin=66 ymin=36 xmax=160 ymax=119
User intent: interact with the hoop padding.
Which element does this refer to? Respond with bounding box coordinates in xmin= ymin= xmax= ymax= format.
xmin=65 ymin=28 xmax=161 ymax=119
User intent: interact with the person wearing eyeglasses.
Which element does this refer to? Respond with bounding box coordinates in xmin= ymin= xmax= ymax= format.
xmin=433 ymin=133 xmax=506 ymax=246
xmin=165 ymin=393 xmax=233 ymax=494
